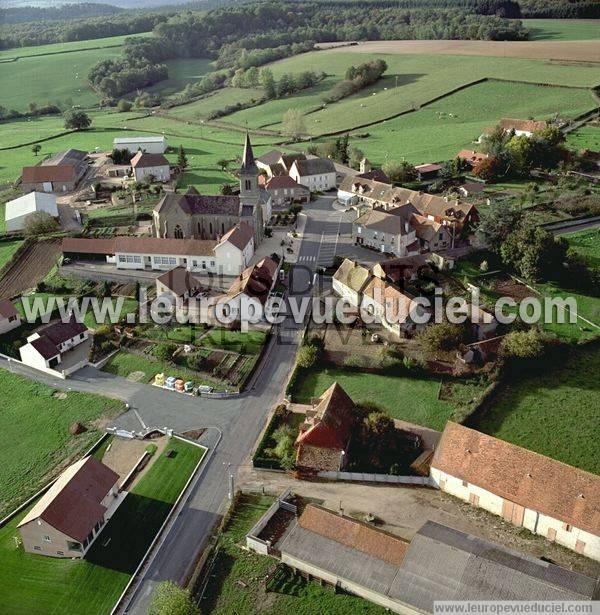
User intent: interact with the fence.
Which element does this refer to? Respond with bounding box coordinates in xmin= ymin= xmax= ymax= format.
xmin=317 ymin=471 xmax=432 ymax=485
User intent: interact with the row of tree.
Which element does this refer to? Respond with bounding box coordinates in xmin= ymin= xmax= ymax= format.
xmin=325 ymin=59 xmax=388 ymax=103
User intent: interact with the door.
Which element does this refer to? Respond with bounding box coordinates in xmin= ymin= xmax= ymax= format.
xmin=43 ymin=182 xmax=52 ymax=192
xmin=511 ymin=504 xmax=525 ymax=526
xmin=502 ymin=500 xmax=514 ymax=522
xmin=469 ymin=493 xmax=479 ymax=506
xmin=547 ymin=527 xmax=557 ymax=541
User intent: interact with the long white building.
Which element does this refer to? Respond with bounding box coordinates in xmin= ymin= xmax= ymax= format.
xmin=113 ymin=136 xmax=167 ymax=155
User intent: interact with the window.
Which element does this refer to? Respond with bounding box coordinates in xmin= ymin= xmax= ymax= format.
xmin=174 ymin=225 xmax=184 ymax=239
xmin=462 ymin=480 xmax=468 ymax=488
xmin=49 ymin=357 xmax=59 ymax=369
xmin=202 ymin=262 xmax=206 ymax=269
xmin=245 ymin=179 xmax=251 ymax=191
xmin=57 ymin=551 xmax=64 ymax=556
xmin=209 ymin=222 xmax=213 ymax=235
xmin=79 ymin=333 xmax=85 ymax=340
xmin=210 ymin=260 xmax=215 ymax=267
xmin=119 ymin=255 xmax=127 ymax=263
xmin=563 ymin=523 xmax=572 ymax=532
xmin=67 ymin=541 xmax=82 ymax=552
xmin=8 ymin=315 xmax=16 ymax=322
xmin=43 ymin=535 xmax=51 ymax=543
xmin=221 ymin=223 xmax=225 ymax=234
xmin=34 ymin=546 xmax=41 ymax=551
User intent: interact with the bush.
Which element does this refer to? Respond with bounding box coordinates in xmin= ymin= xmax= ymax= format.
xmin=148 ymin=580 xmax=198 ymax=615
xmin=154 ymin=342 xmax=177 ymax=361
xmin=417 ymin=322 xmax=466 ymax=352
xmin=296 ymin=343 xmax=318 ymax=369
xmin=24 ymin=211 xmax=58 ymax=236
xmin=145 ymin=443 xmax=158 ymax=456
xmin=501 ymin=329 xmax=547 ymax=359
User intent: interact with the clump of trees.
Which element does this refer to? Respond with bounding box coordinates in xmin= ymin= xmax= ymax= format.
xmin=63 ymin=109 xmax=91 ymax=130
xmin=325 ymin=59 xmax=387 ymax=103
xmin=24 ymin=211 xmax=58 ymax=236
xmin=110 ymin=148 xmax=132 ymax=165
xmin=310 ymin=134 xmax=364 ymax=168
xmin=382 ymin=160 xmax=417 ymax=184
xmin=148 ymin=580 xmax=199 ymax=615
xmin=417 ymin=321 xmax=467 ymax=352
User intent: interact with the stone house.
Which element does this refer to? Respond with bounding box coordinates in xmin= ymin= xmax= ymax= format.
xmin=332 ymin=258 xmax=371 ymax=308
xmin=131 ymin=151 xmax=170 ymax=183
xmin=21 ymin=149 xmax=88 ymax=193
xmin=289 ymin=158 xmax=336 ymax=192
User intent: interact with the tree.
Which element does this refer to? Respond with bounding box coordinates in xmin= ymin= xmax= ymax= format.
xmin=296 ymin=343 xmax=318 ymax=368
xmin=117 ymin=99 xmax=133 ymax=112
xmin=282 ymin=108 xmax=306 ymax=139
xmin=154 ymin=342 xmax=177 ymax=361
xmin=31 ymin=144 xmax=41 ymax=156
xmin=177 ymin=145 xmax=188 ymax=170
xmin=382 ymin=160 xmax=417 ymax=184
xmin=472 ymin=156 xmax=505 ymax=181
xmin=220 ymin=183 xmax=234 ymax=195
xmin=357 ymin=411 xmax=398 ymax=472
xmin=27 ymin=102 xmax=38 ymax=115
xmin=148 ymin=581 xmax=199 ymax=615
xmin=24 ymin=211 xmax=58 ymax=236
xmin=259 ymin=67 xmax=277 ymax=99
xmin=265 ymin=425 xmax=296 ymax=470
xmin=217 ymin=158 xmax=229 ymax=172
xmin=501 ymin=329 xmax=547 ymax=359
xmin=348 ymin=146 xmax=365 ymax=170
xmin=417 ymin=322 xmax=465 ymax=352
xmin=475 ymin=200 xmax=522 ymax=249
xmin=63 ymin=109 xmax=91 ymax=130
xmin=277 ymin=73 xmax=293 ymax=97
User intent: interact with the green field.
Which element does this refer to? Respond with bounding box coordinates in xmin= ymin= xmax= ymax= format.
xmin=165 ymin=87 xmax=265 ymax=121
xmin=292 ymin=362 xmax=462 ymax=430
xmin=565 ymin=228 xmax=600 ymax=266
xmin=199 ymin=329 xmax=267 ymax=355
xmin=146 ymin=57 xmax=214 ymax=98
xmin=201 ymin=493 xmax=388 ymax=615
xmin=472 ymin=343 xmax=600 ymax=474
xmin=523 ymin=19 xmax=600 ymax=41
xmin=566 ymin=124 xmax=600 ymax=151
xmin=0 ymin=437 xmax=204 ymax=615
xmin=0 ymin=239 xmax=23 ymax=264
xmin=0 ymin=369 xmax=124 ymax=517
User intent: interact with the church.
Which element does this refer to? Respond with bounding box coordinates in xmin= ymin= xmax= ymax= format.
xmin=152 ymin=133 xmax=270 ymax=244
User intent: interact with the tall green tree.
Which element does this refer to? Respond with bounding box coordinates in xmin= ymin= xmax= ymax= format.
xmin=177 ymin=145 xmax=188 ymax=170
xmin=63 ymin=109 xmax=91 ymax=130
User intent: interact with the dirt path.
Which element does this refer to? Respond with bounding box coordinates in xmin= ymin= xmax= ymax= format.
xmin=317 ymin=40 xmax=600 ymax=62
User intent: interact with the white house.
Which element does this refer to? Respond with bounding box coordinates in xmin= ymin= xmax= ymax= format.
xmin=19 ymin=318 xmax=90 ymax=378
xmin=113 ymin=135 xmax=167 ymax=155
xmin=62 ymin=224 xmax=254 ymax=276
xmin=0 ymin=298 xmax=21 ymax=334
xmin=289 ymin=158 xmax=336 ymax=192
xmin=331 ymin=259 xmax=371 ymax=308
xmin=5 ymin=192 xmax=58 ymax=233
xmin=430 ymin=422 xmax=600 ymax=562
xmin=130 ymin=152 xmax=170 ymax=183
xmin=478 ymin=118 xmax=548 ymax=143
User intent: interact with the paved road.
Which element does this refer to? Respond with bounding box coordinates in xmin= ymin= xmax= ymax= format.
xmin=0 ymin=194 xmax=348 ymax=614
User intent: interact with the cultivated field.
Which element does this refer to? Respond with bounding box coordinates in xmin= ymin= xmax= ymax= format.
xmin=523 ymin=19 xmax=600 ymax=41
xmin=0 ymin=239 xmax=23 ymax=268
xmin=0 ymin=437 xmax=204 ymax=615
xmin=472 ymin=343 xmax=600 ymax=474
xmin=0 ymin=370 xmax=124 ymax=517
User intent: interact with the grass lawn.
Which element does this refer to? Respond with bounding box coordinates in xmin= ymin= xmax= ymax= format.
xmin=566 ymin=125 xmax=600 ymax=151
xmin=199 ymin=328 xmax=267 ymax=355
xmin=146 ymin=57 xmax=214 ymax=98
xmin=564 ymin=228 xmax=600 ymax=267
xmin=103 ymin=349 xmax=222 ymax=389
xmin=522 ymin=19 xmax=600 ymax=41
xmin=0 ymin=239 xmax=23 ymax=267
xmin=471 ymin=343 xmax=600 ymax=474
xmin=0 ymin=369 xmax=124 ymax=518
xmin=200 ymin=493 xmax=388 ymax=615
xmin=0 ymin=437 xmax=204 ymax=615
xmin=292 ymin=362 xmax=463 ymax=430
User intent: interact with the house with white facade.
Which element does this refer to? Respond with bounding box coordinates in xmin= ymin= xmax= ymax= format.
xmin=213 ymin=222 xmax=255 ymax=276
xmin=113 ymin=136 xmax=167 ymax=155
xmin=0 ymin=298 xmax=21 ymax=334
xmin=430 ymin=422 xmax=600 ymax=562
xmin=289 ymin=158 xmax=336 ymax=192
xmin=18 ymin=456 xmax=120 ymax=558
xmin=5 ymin=192 xmax=59 ymax=233
xmin=332 ymin=259 xmax=371 ymax=308
xmin=131 ymin=152 xmax=170 ymax=183
xmin=478 ymin=118 xmax=548 ymax=143
xmin=19 ymin=318 xmax=90 ymax=378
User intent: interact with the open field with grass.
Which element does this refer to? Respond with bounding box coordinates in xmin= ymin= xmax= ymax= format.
xmin=291 ymin=361 xmax=474 ymax=430
xmin=165 ymin=87 xmax=264 ymax=121
xmin=471 ymin=343 xmax=600 ymax=474
xmin=0 ymin=239 xmax=23 ymax=265
xmin=565 ymin=228 xmax=600 ymax=266
xmin=200 ymin=493 xmax=388 ymax=615
xmin=566 ymin=124 xmax=600 ymax=151
xmin=0 ymin=436 xmax=204 ymax=615
xmin=0 ymin=369 xmax=124 ymax=517
xmin=146 ymin=58 xmax=214 ymax=98
xmin=199 ymin=329 xmax=267 ymax=355
xmin=523 ymin=19 xmax=600 ymax=41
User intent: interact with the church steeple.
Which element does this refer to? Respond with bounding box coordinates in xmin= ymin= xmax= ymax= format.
xmin=241 ymin=131 xmax=258 ymax=174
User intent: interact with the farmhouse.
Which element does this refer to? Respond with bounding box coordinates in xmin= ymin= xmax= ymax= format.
xmin=414 ymin=163 xmax=443 ymax=182
xmin=479 ymin=117 xmax=548 ymax=142
xmin=255 ymin=149 xmax=307 ymax=178
xmin=130 ymin=151 xmax=170 ymax=183
xmin=263 ymin=175 xmax=310 ymax=206
xmin=295 ymin=383 xmax=357 ymax=474
xmin=430 ymin=422 xmax=600 ymax=561
xmin=214 ymin=221 xmax=255 ymax=275
xmin=458 ymin=181 xmax=486 ymax=197
xmin=456 ymin=149 xmax=489 ymax=168
xmin=62 ymin=228 xmax=253 ymax=276
xmin=289 ymin=158 xmax=337 ymax=192
xmin=4 ymin=191 xmax=58 ymax=233
xmin=113 ymin=135 xmax=167 ymax=155
xmin=156 ymin=266 xmax=202 ymax=302
xmin=247 ymin=497 xmax=599 ymax=614
xmin=22 ymin=149 xmax=88 ymax=194
xmin=338 ymin=176 xmax=477 ymax=231
xmin=0 ymin=298 xmax=20 ymax=334
xmin=18 ymin=456 xmax=120 ymax=558
xmin=19 ymin=318 xmax=90 ymax=378
xmin=332 ymin=258 xmax=371 ymax=306
xmin=153 ymin=134 xmax=269 ymax=244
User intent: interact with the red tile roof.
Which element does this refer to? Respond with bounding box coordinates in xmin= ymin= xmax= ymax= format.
xmin=298 ymin=504 xmax=409 ymax=566
xmin=457 ymin=150 xmax=489 ymax=166
xmin=0 ymin=298 xmax=17 ymax=319
xmin=62 ymin=236 xmax=217 ymax=257
xmin=22 ymin=165 xmax=76 ymax=183
xmin=432 ymin=422 xmax=600 ymax=536
xmin=218 ymin=222 xmax=254 ymax=251
xmin=18 ymin=456 xmax=118 ymax=542
xmin=265 ymin=175 xmax=306 ymax=190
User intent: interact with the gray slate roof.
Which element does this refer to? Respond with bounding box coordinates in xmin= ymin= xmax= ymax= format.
xmin=294 ymin=157 xmax=335 ymax=176
xmin=155 ymin=193 xmax=241 ymax=216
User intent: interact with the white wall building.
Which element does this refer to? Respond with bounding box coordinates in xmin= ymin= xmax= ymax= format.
xmin=289 ymin=158 xmax=336 ymax=192
xmin=131 ymin=151 xmax=170 ymax=183
xmin=0 ymin=298 xmax=21 ymax=334
xmin=430 ymin=422 xmax=600 ymax=562
xmin=113 ymin=136 xmax=167 ymax=155
xmin=5 ymin=192 xmax=58 ymax=233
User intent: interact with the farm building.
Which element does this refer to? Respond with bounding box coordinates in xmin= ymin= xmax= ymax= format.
xmin=18 ymin=456 xmax=120 ymax=558
xmin=113 ymin=135 xmax=167 ymax=155
xmin=414 ymin=163 xmax=443 ymax=181
xmin=4 ymin=191 xmax=58 ymax=232
xmin=130 ymin=152 xmax=170 ymax=183
xmin=156 ymin=266 xmax=202 ymax=302
xmin=456 ymin=149 xmax=489 ymax=169
xmin=19 ymin=318 xmax=90 ymax=378
xmin=62 ymin=224 xmax=254 ymax=276
xmin=246 ymin=496 xmax=599 ymax=614
xmin=0 ymin=298 xmax=20 ymax=334
xmin=21 ymin=149 xmax=88 ymax=193
xmin=430 ymin=422 xmax=600 ymax=561
xmin=479 ymin=118 xmax=548 ymax=142
xmin=263 ymin=175 xmax=310 ymax=206
xmin=289 ymin=158 xmax=336 ymax=192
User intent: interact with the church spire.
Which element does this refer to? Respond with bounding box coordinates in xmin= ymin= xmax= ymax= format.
xmin=241 ymin=131 xmax=258 ymax=173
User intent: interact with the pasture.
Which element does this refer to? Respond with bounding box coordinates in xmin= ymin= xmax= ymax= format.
xmin=566 ymin=125 xmax=600 ymax=151
xmin=472 ymin=343 xmax=600 ymax=474
xmin=565 ymin=228 xmax=600 ymax=267
xmin=0 ymin=370 xmax=124 ymax=517
xmin=523 ymin=19 xmax=600 ymax=41
xmin=0 ymin=240 xmax=24 ymax=267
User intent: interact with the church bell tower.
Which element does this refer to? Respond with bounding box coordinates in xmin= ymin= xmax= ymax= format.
xmin=239 ymin=132 xmax=260 ymax=205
